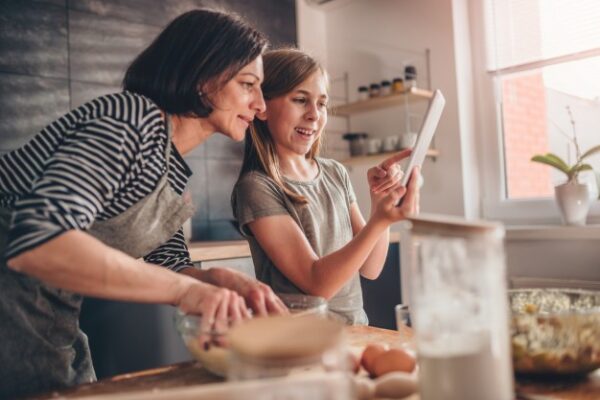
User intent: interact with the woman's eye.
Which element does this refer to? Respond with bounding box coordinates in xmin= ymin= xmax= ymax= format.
xmin=318 ymin=102 xmax=328 ymax=109
xmin=241 ymin=82 xmax=255 ymax=90
xmin=293 ymin=97 xmax=307 ymax=104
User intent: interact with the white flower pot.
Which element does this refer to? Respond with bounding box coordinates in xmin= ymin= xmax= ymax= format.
xmin=554 ymin=182 xmax=590 ymax=226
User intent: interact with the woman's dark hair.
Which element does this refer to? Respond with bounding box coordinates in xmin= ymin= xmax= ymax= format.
xmin=123 ymin=9 xmax=268 ymax=117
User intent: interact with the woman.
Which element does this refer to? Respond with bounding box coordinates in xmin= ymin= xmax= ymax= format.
xmin=232 ymin=48 xmax=420 ymax=325
xmin=0 ymin=9 xmax=285 ymax=399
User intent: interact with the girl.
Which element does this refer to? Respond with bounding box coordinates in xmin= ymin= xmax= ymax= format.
xmin=232 ymin=48 xmax=420 ymax=325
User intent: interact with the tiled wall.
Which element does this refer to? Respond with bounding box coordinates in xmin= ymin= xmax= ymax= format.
xmin=0 ymin=0 xmax=296 ymax=240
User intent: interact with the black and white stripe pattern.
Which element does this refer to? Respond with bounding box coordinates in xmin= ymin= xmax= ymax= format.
xmin=0 ymin=92 xmax=193 ymax=271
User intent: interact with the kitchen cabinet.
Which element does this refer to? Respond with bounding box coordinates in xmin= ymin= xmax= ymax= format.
xmin=360 ymin=242 xmax=401 ymax=330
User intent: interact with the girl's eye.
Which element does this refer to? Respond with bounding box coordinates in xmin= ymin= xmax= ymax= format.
xmin=318 ymin=102 xmax=328 ymax=109
xmin=241 ymin=82 xmax=255 ymax=90
xmin=293 ymin=97 xmax=307 ymax=104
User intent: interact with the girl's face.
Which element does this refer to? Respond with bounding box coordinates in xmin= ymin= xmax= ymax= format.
xmin=260 ymin=70 xmax=328 ymax=157
xmin=206 ymin=56 xmax=267 ymax=141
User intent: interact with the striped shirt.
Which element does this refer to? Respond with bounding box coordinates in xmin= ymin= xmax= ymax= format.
xmin=0 ymin=91 xmax=193 ymax=271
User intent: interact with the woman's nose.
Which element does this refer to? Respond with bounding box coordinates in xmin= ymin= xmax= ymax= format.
xmin=252 ymin=88 xmax=266 ymax=114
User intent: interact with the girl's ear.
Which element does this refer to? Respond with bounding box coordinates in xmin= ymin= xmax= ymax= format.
xmin=256 ymin=110 xmax=268 ymax=121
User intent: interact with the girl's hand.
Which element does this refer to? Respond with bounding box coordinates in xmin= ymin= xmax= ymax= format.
xmin=367 ymin=149 xmax=412 ymax=194
xmin=371 ymin=166 xmax=421 ymax=225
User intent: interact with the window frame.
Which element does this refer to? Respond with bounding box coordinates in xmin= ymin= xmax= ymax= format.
xmin=469 ymin=0 xmax=600 ymax=225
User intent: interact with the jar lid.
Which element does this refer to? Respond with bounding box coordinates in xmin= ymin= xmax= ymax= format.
xmin=381 ymin=80 xmax=391 ymax=86
xmin=393 ymin=77 xmax=404 ymax=82
xmin=358 ymin=85 xmax=368 ymax=91
xmin=369 ymin=83 xmax=380 ymax=89
xmin=404 ymin=65 xmax=417 ymax=74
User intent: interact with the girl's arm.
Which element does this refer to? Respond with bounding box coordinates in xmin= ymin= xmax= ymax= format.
xmin=246 ymin=168 xmax=419 ymax=300
xmin=348 ymin=203 xmax=390 ymax=280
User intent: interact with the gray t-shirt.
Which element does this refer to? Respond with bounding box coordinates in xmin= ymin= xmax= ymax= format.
xmin=232 ymin=158 xmax=368 ymax=325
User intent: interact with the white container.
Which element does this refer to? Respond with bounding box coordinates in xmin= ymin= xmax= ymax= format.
xmin=555 ymin=182 xmax=590 ymax=225
xmin=367 ymin=138 xmax=382 ymax=154
xmin=400 ymin=215 xmax=514 ymax=400
xmin=399 ymin=132 xmax=417 ymax=149
xmin=382 ymin=135 xmax=399 ymax=152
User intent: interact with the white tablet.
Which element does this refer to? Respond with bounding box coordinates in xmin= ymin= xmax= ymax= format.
xmin=400 ymin=89 xmax=445 ymax=187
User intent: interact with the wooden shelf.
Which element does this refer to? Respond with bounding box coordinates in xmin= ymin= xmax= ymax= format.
xmin=330 ymin=87 xmax=433 ymax=116
xmin=341 ymin=148 xmax=440 ymax=166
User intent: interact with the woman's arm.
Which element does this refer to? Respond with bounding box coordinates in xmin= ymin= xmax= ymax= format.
xmin=7 ymin=230 xmax=249 ymax=329
xmin=246 ymin=172 xmax=418 ymax=300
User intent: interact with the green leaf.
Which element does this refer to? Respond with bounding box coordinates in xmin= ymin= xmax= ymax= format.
xmin=568 ymin=163 xmax=593 ymax=181
xmin=531 ymin=154 xmax=570 ymax=175
xmin=581 ymin=145 xmax=600 ymax=160
xmin=544 ymin=153 xmax=571 ymax=171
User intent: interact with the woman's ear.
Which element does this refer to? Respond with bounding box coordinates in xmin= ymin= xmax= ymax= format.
xmin=256 ymin=110 xmax=268 ymax=121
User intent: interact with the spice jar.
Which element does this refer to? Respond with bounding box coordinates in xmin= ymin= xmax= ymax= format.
xmin=369 ymin=83 xmax=380 ymax=98
xmin=404 ymin=65 xmax=417 ymax=89
xmin=357 ymin=85 xmax=369 ymax=101
xmin=392 ymin=77 xmax=404 ymax=93
xmin=380 ymin=80 xmax=392 ymax=96
xmin=342 ymin=132 xmax=368 ymax=156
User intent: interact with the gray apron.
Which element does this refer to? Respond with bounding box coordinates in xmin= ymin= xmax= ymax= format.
xmin=0 ymin=116 xmax=194 ymax=399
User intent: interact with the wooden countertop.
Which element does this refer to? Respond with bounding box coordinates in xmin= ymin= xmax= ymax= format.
xmin=33 ymin=324 xmax=600 ymax=399
xmin=188 ymin=240 xmax=251 ymax=262
xmin=188 ymin=231 xmax=401 ymax=262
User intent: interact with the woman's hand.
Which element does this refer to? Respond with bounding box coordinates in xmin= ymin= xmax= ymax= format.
xmin=175 ymin=279 xmax=250 ymax=348
xmin=201 ymin=267 xmax=288 ymax=317
xmin=371 ymin=166 xmax=421 ymax=225
xmin=367 ymin=149 xmax=412 ymax=194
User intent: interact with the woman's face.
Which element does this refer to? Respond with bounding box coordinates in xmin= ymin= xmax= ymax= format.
xmin=260 ymin=70 xmax=328 ymax=157
xmin=206 ymin=56 xmax=266 ymax=141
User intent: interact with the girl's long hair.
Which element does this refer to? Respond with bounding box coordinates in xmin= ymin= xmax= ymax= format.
xmin=238 ymin=48 xmax=326 ymax=204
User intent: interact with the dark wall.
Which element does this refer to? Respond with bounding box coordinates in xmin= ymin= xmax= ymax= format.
xmin=0 ymin=0 xmax=296 ymax=240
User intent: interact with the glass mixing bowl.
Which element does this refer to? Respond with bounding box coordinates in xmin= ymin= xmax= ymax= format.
xmin=174 ymin=293 xmax=328 ymax=377
xmin=509 ymin=288 xmax=600 ymax=376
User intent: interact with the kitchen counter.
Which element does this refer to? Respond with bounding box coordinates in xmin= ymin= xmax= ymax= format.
xmin=188 ymin=231 xmax=401 ymax=262
xmin=32 ymin=324 xmax=600 ymax=399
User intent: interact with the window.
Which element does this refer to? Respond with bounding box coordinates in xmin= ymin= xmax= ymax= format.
xmin=476 ymin=0 xmax=600 ymax=222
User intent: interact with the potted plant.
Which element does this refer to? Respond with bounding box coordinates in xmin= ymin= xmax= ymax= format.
xmin=531 ymin=107 xmax=600 ymax=225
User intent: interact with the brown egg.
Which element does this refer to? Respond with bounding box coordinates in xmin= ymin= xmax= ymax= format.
xmin=371 ymin=348 xmax=416 ymax=377
xmin=361 ymin=344 xmax=387 ymax=375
